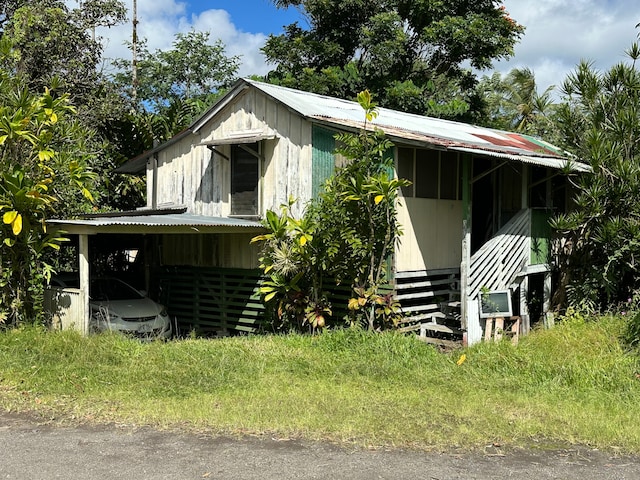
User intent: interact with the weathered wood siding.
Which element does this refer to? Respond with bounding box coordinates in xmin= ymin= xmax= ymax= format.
xmin=161 ymin=233 xmax=261 ymax=269
xmin=395 ymin=197 xmax=462 ymax=271
xmin=149 ymin=89 xmax=314 ymax=219
xmin=44 ymin=287 xmax=87 ymax=333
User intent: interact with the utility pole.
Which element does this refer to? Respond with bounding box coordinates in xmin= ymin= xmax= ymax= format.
xmin=132 ymin=0 xmax=138 ymax=103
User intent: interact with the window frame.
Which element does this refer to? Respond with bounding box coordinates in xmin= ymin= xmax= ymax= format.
xmin=396 ymin=146 xmax=461 ymax=201
xmin=230 ymin=142 xmax=261 ymax=217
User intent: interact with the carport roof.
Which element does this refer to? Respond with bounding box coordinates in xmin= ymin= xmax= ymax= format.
xmin=47 ymin=212 xmax=265 ymax=235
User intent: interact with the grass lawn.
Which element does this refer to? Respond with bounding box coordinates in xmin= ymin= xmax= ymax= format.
xmin=1 ymin=314 xmax=639 ymax=452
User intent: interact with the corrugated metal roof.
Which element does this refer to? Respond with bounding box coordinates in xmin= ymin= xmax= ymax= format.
xmin=117 ymin=78 xmax=589 ymax=174
xmin=244 ymin=79 xmax=589 ymax=172
xmin=47 ymin=213 xmax=264 ymax=233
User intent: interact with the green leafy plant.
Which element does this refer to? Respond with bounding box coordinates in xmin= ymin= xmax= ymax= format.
xmin=549 ymin=41 xmax=640 ymax=311
xmin=253 ymin=90 xmax=409 ymax=332
xmin=0 ymin=64 xmax=96 ymax=327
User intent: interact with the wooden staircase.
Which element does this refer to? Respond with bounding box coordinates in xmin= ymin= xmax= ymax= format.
xmin=395 ymin=209 xmax=534 ymax=346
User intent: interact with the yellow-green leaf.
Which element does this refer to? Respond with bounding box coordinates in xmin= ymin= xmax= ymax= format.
xmin=251 ymin=234 xmax=268 ymax=243
xmin=264 ymin=291 xmax=277 ymax=302
xmin=374 ymin=194 xmax=384 ymax=204
xmin=81 ymin=187 xmax=94 ymax=202
xmin=348 ymin=298 xmax=360 ymax=310
xmin=11 ymin=213 xmax=22 ymax=235
xmin=299 ymin=235 xmax=307 ymax=246
xmin=38 ymin=149 xmax=55 ymax=162
xmin=3 ymin=211 xmax=17 ymax=225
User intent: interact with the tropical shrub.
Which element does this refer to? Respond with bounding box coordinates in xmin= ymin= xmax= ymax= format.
xmin=0 ymin=59 xmax=95 ymax=326
xmin=253 ymin=91 xmax=409 ymax=332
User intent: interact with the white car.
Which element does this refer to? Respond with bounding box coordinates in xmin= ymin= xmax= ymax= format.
xmin=89 ymin=278 xmax=172 ymax=340
xmin=50 ymin=275 xmax=172 ymax=340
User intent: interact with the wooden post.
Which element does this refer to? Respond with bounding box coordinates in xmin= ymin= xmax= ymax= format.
xmin=78 ymin=234 xmax=90 ymax=335
xmin=460 ymin=154 xmax=474 ymax=343
xmin=519 ymin=165 xmax=530 ymax=333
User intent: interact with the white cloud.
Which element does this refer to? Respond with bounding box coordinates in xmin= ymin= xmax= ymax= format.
xmin=96 ymin=0 xmax=269 ymax=78
xmin=189 ymin=10 xmax=268 ymax=77
xmin=497 ymin=0 xmax=640 ymax=90
xmin=91 ymin=0 xmax=640 ymax=94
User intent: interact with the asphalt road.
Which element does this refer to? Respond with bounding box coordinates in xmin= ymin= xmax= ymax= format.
xmin=2 ymin=410 xmax=640 ymax=479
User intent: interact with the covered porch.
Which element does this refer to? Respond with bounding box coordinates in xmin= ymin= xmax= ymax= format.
xmin=395 ymin=152 xmax=588 ymax=346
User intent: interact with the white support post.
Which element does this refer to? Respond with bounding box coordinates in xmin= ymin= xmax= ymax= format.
xmin=78 ymin=234 xmax=90 ymax=335
xmin=543 ymin=272 xmax=552 ymax=312
xmin=461 ymin=155 xmax=479 ymax=344
xmin=520 ymin=165 xmax=530 ymax=334
xmin=519 ymin=276 xmax=530 ymax=334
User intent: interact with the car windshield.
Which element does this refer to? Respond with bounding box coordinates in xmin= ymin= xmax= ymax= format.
xmin=90 ymin=279 xmax=144 ymax=301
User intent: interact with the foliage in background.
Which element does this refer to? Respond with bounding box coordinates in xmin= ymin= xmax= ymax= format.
xmin=0 ymin=60 xmax=96 ymax=326
xmin=253 ymin=91 xmax=409 ymax=332
xmin=111 ymin=31 xmax=240 ymax=116
xmin=107 ymin=30 xmax=240 ymax=209
xmin=476 ymin=67 xmax=558 ymax=138
xmin=264 ymin=0 xmax=523 ymax=121
xmin=0 ymin=0 xmax=147 ymax=212
xmin=550 ymin=41 xmax=640 ymax=310
xmin=1 ymin=0 xmax=125 ymax=108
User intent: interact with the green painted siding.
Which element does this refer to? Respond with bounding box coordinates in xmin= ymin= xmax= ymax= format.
xmin=531 ymin=209 xmax=552 ymax=265
xmin=312 ymin=126 xmax=336 ymax=198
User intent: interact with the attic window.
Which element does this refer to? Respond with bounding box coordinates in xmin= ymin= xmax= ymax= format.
xmin=231 ymin=142 xmax=260 ymax=216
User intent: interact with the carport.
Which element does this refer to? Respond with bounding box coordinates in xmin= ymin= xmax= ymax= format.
xmin=46 ymin=208 xmax=266 ymax=335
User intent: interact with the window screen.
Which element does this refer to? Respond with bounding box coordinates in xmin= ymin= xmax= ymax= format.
xmin=231 ymin=143 xmax=259 ymax=216
xmin=415 ymin=149 xmax=439 ymax=199
xmin=397 ymin=147 xmax=414 ymax=197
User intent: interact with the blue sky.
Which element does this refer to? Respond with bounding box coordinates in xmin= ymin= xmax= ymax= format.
xmin=183 ymin=0 xmax=301 ymax=34
xmin=96 ymin=0 xmax=640 ymax=93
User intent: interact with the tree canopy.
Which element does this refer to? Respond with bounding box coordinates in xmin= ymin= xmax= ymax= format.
xmin=263 ymin=0 xmax=523 ymax=120
xmin=476 ymin=67 xmax=557 ymax=137
xmin=1 ymin=0 xmax=126 ymax=108
xmin=112 ymin=31 xmax=240 ymax=115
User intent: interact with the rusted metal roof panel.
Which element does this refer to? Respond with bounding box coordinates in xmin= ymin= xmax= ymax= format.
xmin=117 ymin=78 xmax=589 ymax=174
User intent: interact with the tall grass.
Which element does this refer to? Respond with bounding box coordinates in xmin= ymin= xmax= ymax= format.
xmin=1 ymin=315 xmax=639 ymax=451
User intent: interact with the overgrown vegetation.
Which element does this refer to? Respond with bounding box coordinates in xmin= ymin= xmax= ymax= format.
xmin=252 ymin=91 xmax=408 ymax=332
xmin=0 ymin=55 xmax=96 ymax=326
xmin=1 ymin=315 xmax=640 ymax=451
xmin=550 ymin=41 xmax=640 ymax=310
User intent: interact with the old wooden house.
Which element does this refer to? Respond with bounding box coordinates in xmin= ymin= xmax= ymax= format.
xmin=48 ymin=79 xmax=588 ymax=344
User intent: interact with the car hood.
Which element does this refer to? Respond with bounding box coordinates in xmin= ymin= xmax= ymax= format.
xmin=91 ymin=298 xmax=161 ymax=319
